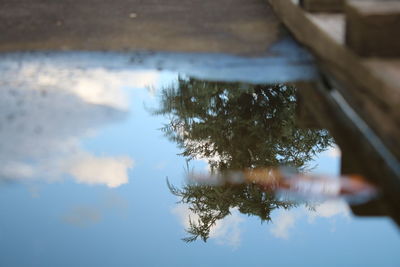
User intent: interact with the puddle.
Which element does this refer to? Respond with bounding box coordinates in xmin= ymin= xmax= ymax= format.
xmin=0 ymin=38 xmax=317 ymax=84
xmin=0 ymin=51 xmax=399 ymax=267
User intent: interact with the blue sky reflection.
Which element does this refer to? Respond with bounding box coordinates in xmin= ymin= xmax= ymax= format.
xmin=0 ymin=66 xmax=399 ymax=267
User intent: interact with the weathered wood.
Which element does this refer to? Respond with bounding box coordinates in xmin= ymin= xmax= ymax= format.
xmin=350 ymin=199 xmax=389 ymax=216
xmin=0 ymin=0 xmax=282 ymax=56
xmin=295 ymin=90 xmax=322 ymax=129
xmin=345 ymin=0 xmax=400 ymax=57
xmin=300 ymin=0 xmax=344 ymax=12
xmin=267 ymin=0 xmax=400 ymax=161
xmin=341 ymin=150 xmax=389 ymax=217
xmin=295 ymin=81 xmax=400 ymax=225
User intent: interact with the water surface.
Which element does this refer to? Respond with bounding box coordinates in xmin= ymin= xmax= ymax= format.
xmin=0 ymin=53 xmax=399 ymax=267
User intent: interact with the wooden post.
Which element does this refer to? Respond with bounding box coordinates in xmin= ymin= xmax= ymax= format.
xmin=295 ymin=89 xmax=322 ymax=129
xmin=341 ymin=149 xmax=388 ymax=217
xmin=300 ymin=0 xmax=344 ymax=12
xmin=345 ymin=0 xmax=400 ymax=57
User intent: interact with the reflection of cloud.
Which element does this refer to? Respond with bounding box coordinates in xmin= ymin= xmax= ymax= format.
xmin=66 ymin=153 xmax=134 ymax=188
xmin=0 ymin=63 xmax=159 ymax=187
xmin=101 ymin=192 xmax=129 ymax=216
xmin=25 ymin=66 xmax=160 ymax=109
xmin=28 ymin=185 xmax=41 ymax=198
xmin=0 ymin=161 xmax=36 ymax=181
xmin=209 ymin=208 xmax=243 ymax=248
xmin=62 ymin=206 xmax=102 ymax=227
xmin=62 ymin=193 xmax=129 ymax=227
xmin=325 ymin=146 xmax=341 ymax=158
xmin=172 ymin=203 xmax=243 ymax=248
xmin=306 ymin=200 xmax=349 ymax=221
xmin=172 ymin=203 xmax=200 ymax=229
xmin=270 ymin=200 xmax=349 ymax=240
xmin=154 ymin=161 xmax=167 ymax=170
xmin=270 ymin=211 xmax=297 ymax=239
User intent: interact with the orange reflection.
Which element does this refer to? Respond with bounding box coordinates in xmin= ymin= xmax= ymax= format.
xmin=188 ymin=168 xmax=378 ymax=204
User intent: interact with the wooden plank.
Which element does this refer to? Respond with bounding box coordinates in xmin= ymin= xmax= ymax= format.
xmin=345 ymin=0 xmax=400 ymax=57
xmin=307 ymin=13 xmax=345 ymax=43
xmin=341 ymin=150 xmax=389 ymax=217
xmin=295 ymin=90 xmax=322 ymax=129
xmin=300 ymin=0 xmax=344 ymax=12
xmin=267 ymin=0 xmax=400 ymax=161
xmin=295 ymin=81 xmax=400 ymax=225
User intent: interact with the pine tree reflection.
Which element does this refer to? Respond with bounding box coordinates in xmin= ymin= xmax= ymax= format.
xmin=155 ymin=77 xmax=333 ymax=242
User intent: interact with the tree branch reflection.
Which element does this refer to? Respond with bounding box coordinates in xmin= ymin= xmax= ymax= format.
xmin=155 ymin=77 xmax=333 ymax=242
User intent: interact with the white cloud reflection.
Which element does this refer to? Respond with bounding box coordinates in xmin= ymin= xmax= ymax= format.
xmin=209 ymin=208 xmax=244 ymax=248
xmin=172 ymin=203 xmax=244 ymax=248
xmin=306 ymin=200 xmax=350 ymax=222
xmin=62 ymin=192 xmax=129 ymax=227
xmin=65 ymin=153 xmax=133 ymax=188
xmin=62 ymin=206 xmax=103 ymax=227
xmin=34 ymin=68 xmax=160 ymax=109
xmin=270 ymin=200 xmax=350 ymax=239
xmin=325 ymin=145 xmax=342 ymax=158
xmin=173 ymin=200 xmax=349 ymax=243
xmin=0 ymin=62 xmax=160 ymax=187
xmin=269 ymin=211 xmax=297 ymax=239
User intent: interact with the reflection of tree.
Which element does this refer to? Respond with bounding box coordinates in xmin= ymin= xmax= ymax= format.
xmin=156 ymin=77 xmax=333 ymax=242
xmin=168 ymin=179 xmax=295 ymax=242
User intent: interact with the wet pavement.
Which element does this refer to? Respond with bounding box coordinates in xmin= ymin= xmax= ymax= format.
xmin=0 ymin=0 xmax=283 ymax=55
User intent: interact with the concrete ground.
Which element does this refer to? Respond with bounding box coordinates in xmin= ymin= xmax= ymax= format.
xmin=0 ymin=0 xmax=285 ymax=55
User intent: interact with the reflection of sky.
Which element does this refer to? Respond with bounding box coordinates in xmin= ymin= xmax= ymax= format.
xmin=0 ymin=65 xmax=399 ymax=267
xmin=0 ymin=65 xmax=167 ymax=187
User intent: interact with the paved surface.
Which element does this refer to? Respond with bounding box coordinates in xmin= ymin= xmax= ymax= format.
xmin=0 ymin=0 xmax=285 ymax=55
